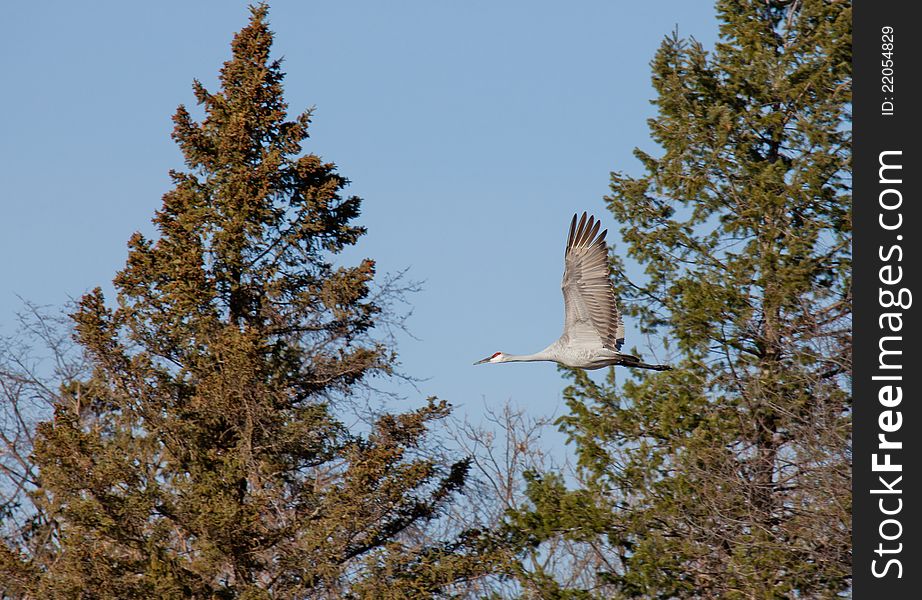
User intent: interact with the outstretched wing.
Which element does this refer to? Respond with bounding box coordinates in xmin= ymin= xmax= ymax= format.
xmin=561 ymin=213 xmax=625 ymax=352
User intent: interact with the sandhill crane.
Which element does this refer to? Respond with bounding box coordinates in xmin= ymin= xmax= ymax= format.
xmin=474 ymin=212 xmax=671 ymax=371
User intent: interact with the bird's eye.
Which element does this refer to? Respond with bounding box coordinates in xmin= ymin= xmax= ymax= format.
xmin=492 ymin=352 xmax=502 ymax=358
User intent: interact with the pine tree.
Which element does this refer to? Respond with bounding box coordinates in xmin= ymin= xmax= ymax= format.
xmin=18 ymin=6 xmax=501 ymax=598
xmin=509 ymin=1 xmax=851 ymax=597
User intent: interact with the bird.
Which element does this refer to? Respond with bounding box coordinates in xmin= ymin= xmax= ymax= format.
xmin=474 ymin=212 xmax=671 ymax=371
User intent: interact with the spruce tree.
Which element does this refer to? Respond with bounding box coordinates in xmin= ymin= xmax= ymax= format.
xmin=19 ymin=6 xmax=499 ymax=598
xmin=509 ymin=1 xmax=851 ymax=597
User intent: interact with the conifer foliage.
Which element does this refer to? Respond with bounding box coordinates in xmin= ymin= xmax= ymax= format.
xmin=510 ymin=1 xmax=852 ymax=597
xmin=14 ymin=6 xmax=493 ymax=598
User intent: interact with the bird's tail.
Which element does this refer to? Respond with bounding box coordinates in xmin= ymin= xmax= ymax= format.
xmin=619 ymin=354 xmax=672 ymax=371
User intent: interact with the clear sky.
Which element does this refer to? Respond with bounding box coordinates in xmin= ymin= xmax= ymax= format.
xmin=1 ymin=1 xmax=718 ymax=447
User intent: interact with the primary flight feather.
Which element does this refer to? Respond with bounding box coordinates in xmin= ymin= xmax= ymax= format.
xmin=474 ymin=212 xmax=670 ymax=371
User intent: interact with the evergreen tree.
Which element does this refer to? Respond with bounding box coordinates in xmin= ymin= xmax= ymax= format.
xmin=509 ymin=1 xmax=851 ymax=597
xmin=14 ymin=6 xmax=500 ymax=598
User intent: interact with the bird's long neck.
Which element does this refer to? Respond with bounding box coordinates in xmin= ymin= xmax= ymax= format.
xmin=501 ymin=348 xmax=556 ymax=363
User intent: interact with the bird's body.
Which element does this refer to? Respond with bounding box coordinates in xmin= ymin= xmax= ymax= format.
xmin=475 ymin=213 xmax=670 ymax=371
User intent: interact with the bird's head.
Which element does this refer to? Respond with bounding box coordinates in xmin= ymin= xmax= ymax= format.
xmin=474 ymin=352 xmax=505 ymax=365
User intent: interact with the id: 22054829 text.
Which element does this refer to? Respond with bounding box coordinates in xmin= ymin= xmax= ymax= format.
xmin=881 ymin=26 xmax=895 ymax=116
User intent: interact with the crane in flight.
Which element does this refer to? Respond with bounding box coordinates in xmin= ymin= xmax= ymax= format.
xmin=474 ymin=212 xmax=671 ymax=371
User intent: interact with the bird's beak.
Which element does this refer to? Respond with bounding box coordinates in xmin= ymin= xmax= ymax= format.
xmin=473 ymin=356 xmax=492 ymax=365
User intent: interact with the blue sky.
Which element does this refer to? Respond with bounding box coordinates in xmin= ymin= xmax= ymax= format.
xmin=1 ymin=1 xmax=718 ymax=443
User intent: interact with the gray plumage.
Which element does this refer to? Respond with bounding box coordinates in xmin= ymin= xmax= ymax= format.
xmin=474 ymin=212 xmax=670 ymax=371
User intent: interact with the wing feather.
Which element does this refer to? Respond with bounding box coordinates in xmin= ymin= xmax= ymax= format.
xmin=560 ymin=212 xmax=625 ymax=352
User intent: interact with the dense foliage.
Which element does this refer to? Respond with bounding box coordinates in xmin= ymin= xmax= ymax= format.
xmin=510 ymin=1 xmax=852 ymax=597
xmin=1 ymin=7 xmax=501 ymax=598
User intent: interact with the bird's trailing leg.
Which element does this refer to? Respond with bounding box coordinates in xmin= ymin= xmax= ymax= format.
xmin=618 ymin=353 xmax=672 ymax=371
